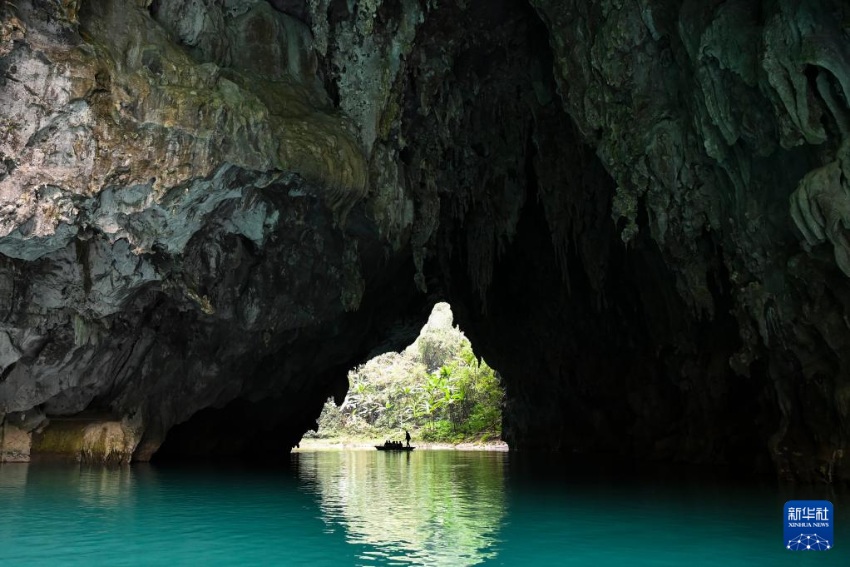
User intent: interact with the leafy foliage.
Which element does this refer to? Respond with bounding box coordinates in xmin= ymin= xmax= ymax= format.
xmin=309 ymin=304 xmax=504 ymax=443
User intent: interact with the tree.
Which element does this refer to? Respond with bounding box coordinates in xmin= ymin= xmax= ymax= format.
xmin=306 ymin=303 xmax=504 ymax=442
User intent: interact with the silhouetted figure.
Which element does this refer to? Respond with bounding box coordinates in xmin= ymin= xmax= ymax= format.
xmin=405 ymin=430 xmax=411 ymax=448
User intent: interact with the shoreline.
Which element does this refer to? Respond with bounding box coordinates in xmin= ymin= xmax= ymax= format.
xmin=295 ymin=438 xmax=509 ymax=452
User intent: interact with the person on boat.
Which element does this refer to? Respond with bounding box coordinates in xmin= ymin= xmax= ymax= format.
xmin=405 ymin=430 xmax=411 ymax=448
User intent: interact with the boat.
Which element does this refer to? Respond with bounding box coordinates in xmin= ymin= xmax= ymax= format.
xmin=375 ymin=443 xmax=415 ymax=451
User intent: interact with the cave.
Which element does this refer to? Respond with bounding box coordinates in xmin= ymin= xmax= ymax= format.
xmin=0 ymin=0 xmax=849 ymax=486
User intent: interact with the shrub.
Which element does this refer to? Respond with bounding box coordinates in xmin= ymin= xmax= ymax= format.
xmin=313 ymin=303 xmax=504 ymax=443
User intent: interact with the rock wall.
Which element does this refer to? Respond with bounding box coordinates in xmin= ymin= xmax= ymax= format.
xmin=0 ymin=0 xmax=848 ymax=481
xmin=515 ymin=0 xmax=850 ymax=481
xmin=0 ymin=0 xmax=423 ymax=462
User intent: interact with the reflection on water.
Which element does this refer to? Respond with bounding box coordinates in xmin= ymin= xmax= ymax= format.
xmin=2 ymin=454 xmax=850 ymax=566
xmin=0 ymin=454 xmax=504 ymax=566
xmin=294 ymin=451 xmax=505 ymax=566
xmin=76 ymin=466 xmax=135 ymax=508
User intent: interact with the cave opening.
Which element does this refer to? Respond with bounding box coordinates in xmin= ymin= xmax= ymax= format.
xmin=302 ymin=302 xmax=506 ymax=448
xmin=5 ymin=0 xmax=850 ymax=562
xmin=141 ymin=0 xmax=769 ymax=470
xmin=151 ymin=300 xmax=507 ymax=462
xmin=0 ymin=0 xmax=842 ymax=486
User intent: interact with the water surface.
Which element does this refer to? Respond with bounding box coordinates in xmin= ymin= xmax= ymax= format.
xmin=0 ymin=451 xmax=847 ymax=565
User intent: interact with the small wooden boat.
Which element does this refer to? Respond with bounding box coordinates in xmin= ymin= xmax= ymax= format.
xmin=375 ymin=443 xmax=415 ymax=451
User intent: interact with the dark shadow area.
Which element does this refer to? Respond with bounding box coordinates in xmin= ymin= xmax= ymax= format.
xmin=152 ymin=399 xmax=302 ymax=463
xmin=134 ymin=0 xmax=793 ymax=481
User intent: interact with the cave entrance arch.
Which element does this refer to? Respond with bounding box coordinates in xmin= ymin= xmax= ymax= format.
xmin=303 ymin=302 xmax=505 ymax=447
xmin=152 ymin=301 xmax=506 ymax=462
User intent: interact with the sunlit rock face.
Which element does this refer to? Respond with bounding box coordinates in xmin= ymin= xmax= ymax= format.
xmin=0 ymin=0 xmax=420 ymax=463
xmin=0 ymin=0 xmax=849 ymax=480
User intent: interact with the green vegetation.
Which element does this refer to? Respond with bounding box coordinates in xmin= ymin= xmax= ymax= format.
xmin=308 ymin=303 xmax=504 ymax=444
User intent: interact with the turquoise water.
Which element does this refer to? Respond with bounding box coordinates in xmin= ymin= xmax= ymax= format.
xmin=0 ymin=451 xmax=847 ymax=566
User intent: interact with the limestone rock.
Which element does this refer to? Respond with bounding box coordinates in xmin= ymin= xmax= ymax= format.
xmin=0 ymin=422 xmax=32 ymax=462
xmin=0 ymin=0 xmax=849 ymax=483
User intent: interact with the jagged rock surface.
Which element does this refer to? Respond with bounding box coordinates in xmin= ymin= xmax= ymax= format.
xmin=0 ymin=0 xmax=418 ymax=463
xmin=518 ymin=0 xmax=850 ymax=481
xmin=0 ymin=0 xmax=848 ymax=481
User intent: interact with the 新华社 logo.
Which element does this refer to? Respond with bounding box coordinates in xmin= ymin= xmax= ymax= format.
xmin=784 ymin=500 xmax=833 ymax=551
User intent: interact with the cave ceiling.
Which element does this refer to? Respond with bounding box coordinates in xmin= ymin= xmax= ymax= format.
xmin=0 ymin=0 xmax=848 ymax=481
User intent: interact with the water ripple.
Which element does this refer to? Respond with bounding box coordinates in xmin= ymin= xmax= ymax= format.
xmin=2 ymin=454 xmax=849 ymax=566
